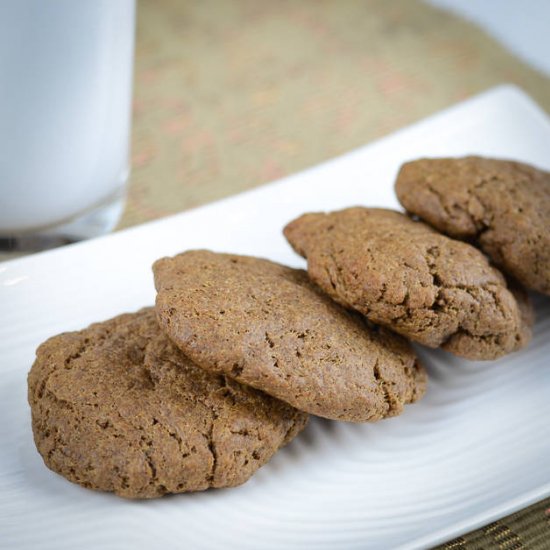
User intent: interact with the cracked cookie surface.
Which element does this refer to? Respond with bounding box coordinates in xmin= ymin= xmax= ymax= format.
xmin=153 ymin=250 xmax=426 ymax=422
xmin=284 ymin=207 xmax=533 ymax=360
xmin=28 ymin=308 xmax=307 ymax=499
xmin=395 ymin=156 xmax=550 ymax=295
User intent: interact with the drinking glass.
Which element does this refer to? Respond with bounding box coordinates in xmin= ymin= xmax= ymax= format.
xmin=0 ymin=0 xmax=135 ymax=251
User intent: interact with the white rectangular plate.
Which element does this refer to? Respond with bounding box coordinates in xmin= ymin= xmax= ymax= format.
xmin=1 ymin=85 xmax=549 ymax=550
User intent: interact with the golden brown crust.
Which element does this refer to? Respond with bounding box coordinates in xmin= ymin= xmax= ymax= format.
xmin=395 ymin=156 xmax=550 ymax=295
xmin=153 ymin=250 xmax=426 ymax=422
xmin=28 ymin=308 xmax=307 ymax=499
xmin=284 ymin=207 xmax=533 ymax=360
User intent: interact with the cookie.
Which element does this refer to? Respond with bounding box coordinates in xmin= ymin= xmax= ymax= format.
xmin=153 ymin=250 xmax=426 ymax=422
xmin=395 ymin=156 xmax=550 ymax=295
xmin=284 ymin=207 xmax=533 ymax=360
xmin=28 ymin=308 xmax=307 ymax=499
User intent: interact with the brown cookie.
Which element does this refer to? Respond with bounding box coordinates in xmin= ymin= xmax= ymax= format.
xmin=28 ymin=308 xmax=307 ymax=499
xmin=284 ymin=207 xmax=532 ymax=360
xmin=395 ymin=156 xmax=550 ymax=295
xmin=153 ymin=250 xmax=426 ymax=423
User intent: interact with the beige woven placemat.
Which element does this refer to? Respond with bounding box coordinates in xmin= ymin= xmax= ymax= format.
xmin=124 ymin=0 xmax=550 ymax=229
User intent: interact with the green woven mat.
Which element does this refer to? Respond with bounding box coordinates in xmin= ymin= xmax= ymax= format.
xmin=442 ymin=498 xmax=550 ymax=549
xmin=126 ymin=1 xmax=550 ymax=546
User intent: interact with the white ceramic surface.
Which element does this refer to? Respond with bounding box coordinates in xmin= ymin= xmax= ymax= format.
xmin=1 ymin=85 xmax=549 ymax=550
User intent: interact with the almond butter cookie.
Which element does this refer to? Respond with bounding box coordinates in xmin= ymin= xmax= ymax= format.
xmin=395 ymin=156 xmax=550 ymax=295
xmin=153 ymin=250 xmax=426 ymax=422
xmin=284 ymin=207 xmax=533 ymax=360
xmin=28 ymin=308 xmax=307 ymax=499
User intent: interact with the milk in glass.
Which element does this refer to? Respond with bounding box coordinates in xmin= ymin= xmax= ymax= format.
xmin=0 ymin=0 xmax=135 ymax=238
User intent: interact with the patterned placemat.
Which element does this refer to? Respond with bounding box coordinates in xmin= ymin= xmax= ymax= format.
xmin=442 ymin=498 xmax=550 ymax=549
xmin=126 ymin=1 xmax=550 ymax=547
xmin=124 ymin=0 xmax=550 ymax=229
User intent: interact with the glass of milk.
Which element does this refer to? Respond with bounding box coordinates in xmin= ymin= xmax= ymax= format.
xmin=0 ymin=0 xmax=135 ymax=251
